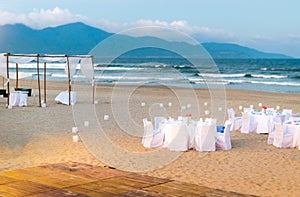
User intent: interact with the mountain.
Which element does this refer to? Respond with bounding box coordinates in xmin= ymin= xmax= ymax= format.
xmin=0 ymin=22 xmax=292 ymax=59
xmin=201 ymin=42 xmax=291 ymax=59
xmin=0 ymin=22 xmax=112 ymax=54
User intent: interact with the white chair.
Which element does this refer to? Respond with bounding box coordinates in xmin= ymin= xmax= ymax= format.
xmin=266 ymin=108 xmax=275 ymax=115
xmin=267 ymin=117 xmax=282 ymax=144
xmin=240 ymin=112 xmax=257 ymax=134
xmin=194 ymin=122 xmax=216 ymax=151
xmin=227 ymin=108 xmax=242 ymax=131
xmin=142 ymin=118 xmax=164 ymax=148
xmin=215 ymin=120 xmax=232 ymax=150
xmin=243 ymin=108 xmax=253 ymax=113
xmin=282 ymin=109 xmax=292 ymax=122
xmin=272 ymin=123 xmax=293 ymax=148
xmin=154 ymin=116 xmax=166 ymax=130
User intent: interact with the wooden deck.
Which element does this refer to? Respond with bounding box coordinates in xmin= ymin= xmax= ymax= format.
xmin=0 ymin=162 xmax=257 ymax=196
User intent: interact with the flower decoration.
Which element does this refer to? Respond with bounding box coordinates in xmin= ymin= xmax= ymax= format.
xmin=262 ymin=106 xmax=268 ymax=110
xmin=186 ymin=114 xmax=192 ymax=124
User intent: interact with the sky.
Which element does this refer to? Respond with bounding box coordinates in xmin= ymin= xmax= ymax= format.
xmin=0 ymin=0 xmax=300 ymax=57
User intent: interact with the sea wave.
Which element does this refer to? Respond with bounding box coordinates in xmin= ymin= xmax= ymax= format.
xmin=197 ymin=73 xmax=288 ymax=79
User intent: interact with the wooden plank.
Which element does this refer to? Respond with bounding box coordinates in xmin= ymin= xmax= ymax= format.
xmin=74 ymin=166 xmax=131 ymax=180
xmin=4 ymin=180 xmax=55 ymax=194
xmin=125 ymin=173 xmax=171 ymax=185
xmin=102 ymin=176 xmax=157 ymax=188
xmin=75 ymin=180 xmax=135 ymax=194
xmin=145 ymin=181 xmax=212 ymax=197
xmin=0 ymin=166 xmax=58 ymax=179
xmin=28 ymin=174 xmax=94 ymax=189
xmin=158 ymin=181 xmax=213 ymax=194
xmin=67 ymin=185 xmax=113 ymax=197
xmin=0 ymin=184 xmax=32 ymax=196
xmin=116 ymin=189 xmax=175 ymax=197
xmin=0 ymin=175 xmax=18 ymax=184
xmin=28 ymin=188 xmax=89 ymax=197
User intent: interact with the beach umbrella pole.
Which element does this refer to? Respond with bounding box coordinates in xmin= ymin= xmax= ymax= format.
xmin=44 ymin=62 xmax=46 ymax=104
xmin=6 ymin=53 xmax=10 ymax=107
xmin=37 ymin=55 xmax=41 ymax=107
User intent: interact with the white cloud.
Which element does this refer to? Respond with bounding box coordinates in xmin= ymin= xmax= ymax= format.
xmin=0 ymin=7 xmax=88 ymax=29
xmin=0 ymin=7 xmax=235 ymax=42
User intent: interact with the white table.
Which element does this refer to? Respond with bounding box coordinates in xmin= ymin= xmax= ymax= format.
xmin=284 ymin=122 xmax=300 ymax=149
xmin=55 ymin=91 xmax=76 ymax=105
xmin=9 ymin=92 xmax=28 ymax=107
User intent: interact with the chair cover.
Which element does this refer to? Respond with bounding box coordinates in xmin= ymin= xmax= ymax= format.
xmin=243 ymin=108 xmax=253 ymax=113
xmin=142 ymin=118 xmax=153 ymax=148
xmin=272 ymin=123 xmax=293 ymax=148
xmin=267 ymin=117 xmax=282 ymax=144
xmin=194 ymin=122 xmax=216 ymax=151
xmin=142 ymin=118 xmax=164 ymax=148
xmin=241 ymin=112 xmax=257 ymax=134
xmin=215 ymin=120 xmax=232 ymax=150
xmin=154 ymin=116 xmax=166 ymax=130
xmin=266 ymin=108 xmax=275 ymax=115
xmin=227 ymin=108 xmax=242 ymax=131
xmin=282 ymin=109 xmax=292 ymax=122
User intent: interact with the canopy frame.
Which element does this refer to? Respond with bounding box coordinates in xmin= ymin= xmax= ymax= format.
xmin=3 ymin=53 xmax=94 ymax=107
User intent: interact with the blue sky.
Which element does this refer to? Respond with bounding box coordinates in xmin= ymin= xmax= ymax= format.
xmin=1 ymin=0 xmax=300 ymax=57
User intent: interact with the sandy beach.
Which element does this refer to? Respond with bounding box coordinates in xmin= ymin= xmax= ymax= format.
xmin=0 ymin=79 xmax=300 ymax=197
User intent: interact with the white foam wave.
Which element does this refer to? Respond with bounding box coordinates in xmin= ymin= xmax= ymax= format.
xmin=250 ymin=81 xmax=300 ymax=87
xmin=198 ymin=73 xmax=288 ymax=79
xmin=251 ymin=74 xmax=288 ymax=79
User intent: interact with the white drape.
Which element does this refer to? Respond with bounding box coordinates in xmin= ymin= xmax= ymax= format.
xmin=9 ymin=55 xmax=36 ymax=64
xmin=40 ymin=55 xmax=66 ymax=63
xmin=65 ymin=57 xmax=80 ymax=77
xmin=0 ymin=53 xmax=7 ymax=78
xmin=80 ymin=57 xmax=94 ymax=80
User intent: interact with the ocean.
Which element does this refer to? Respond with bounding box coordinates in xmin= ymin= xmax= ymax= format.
xmin=7 ymin=58 xmax=300 ymax=94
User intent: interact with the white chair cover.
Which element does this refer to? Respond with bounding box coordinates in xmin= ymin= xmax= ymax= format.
xmin=227 ymin=108 xmax=242 ymax=131
xmin=243 ymin=108 xmax=253 ymax=113
xmin=194 ymin=122 xmax=216 ymax=151
xmin=267 ymin=117 xmax=282 ymax=144
xmin=241 ymin=112 xmax=257 ymax=134
xmin=266 ymin=108 xmax=275 ymax=115
xmin=154 ymin=116 xmax=166 ymax=130
xmin=282 ymin=109 xmax=292 ymax=122
xmin=272 ymin=123 xmax=293 ymax=148
xmin=142 ymin=118 xmax=164 ymax=148
xmin=215 ymin=120 xmax=232 ymax=150
xmin=150 ymin=130 xmax=165 ymax=148
xmin=142 ymin=118 xmax=153 ymax=148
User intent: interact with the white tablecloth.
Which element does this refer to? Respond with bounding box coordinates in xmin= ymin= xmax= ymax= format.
xmin=284 ymin=122 xmax=300 ymax=148
xmin=55 ymin=91 xmax=76 ymax=105
xmin=160 ymin=119 xmax=217 ymax=151
xmin=245 ymin=112 xmax=284 ymax=133
xmin=9 ymin=92 xmax=28 ymax=107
